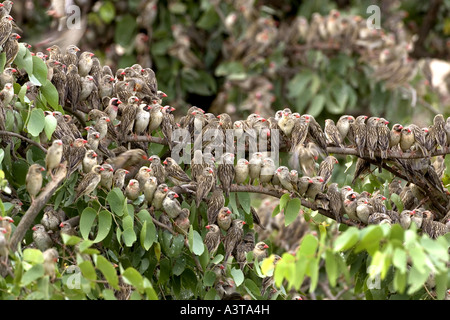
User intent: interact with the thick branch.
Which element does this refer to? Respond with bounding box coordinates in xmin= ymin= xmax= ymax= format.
xmin=9 ymin=164 xmax=67 ymax=252
xmin=0 ymin=131 xmax=47 ymax=153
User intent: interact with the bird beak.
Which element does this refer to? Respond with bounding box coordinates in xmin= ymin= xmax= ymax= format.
xmin=381 ymin=196 xmax=387 ymax=200
xmin=242 ymin=221 xmax=246 ymax=225
xmin=308 ymin=179 xmax=313 ymax=183
xmin=146 ymin=168 xmax=151 ymax=172
xmin=205 ymin=225 xmax=210 ymax=230
xmin=40 ymin=167 xmax=46 ymax=171
xmin=163 ymin=160 xmax=167 ymax=165
xmin=163 ymin=187 xmax=169 ymax=192
xmin=32 ymin=226 xmax=37 ymax=231
xmin=99 ymin=167 xmax=105 ymax=171
xmin=226 ymin=210 xmax=231 ymax=214
xmin=106 ymin=118 xmax=110 ymax=122
xmin=125 ymin=170 xmax=129 ymax=174
xmin=351 ymin=194 xmax=356 ymax=199
xmin=263 ymin=244 xmax=269 ymax=249
xmin=92 ymin=153 xmax=98 ymax=157
xmin=319 ymin=178 xmax=324 ymax=182
xmin=59 ymin=223 xmax=64 ymax=228
xmin=174 ymin=193 xmax=179 ymax=198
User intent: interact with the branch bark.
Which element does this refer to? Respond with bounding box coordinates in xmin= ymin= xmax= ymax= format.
xmin=0 ymin=130 xmax=47 ymax=153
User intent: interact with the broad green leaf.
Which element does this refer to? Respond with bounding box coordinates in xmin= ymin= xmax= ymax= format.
xmin=435 ymin=271 xmax=448 ymax=300
xmin=407 ymin=265 xmax=428 ymax=294
xmin=173 ymin=256 xmax=186 ymax=276
xmin=392 ymin=248 xmax=407 ymax=274
xmin=284 ymin=198 xmax=302 ymax=226
xmin=244 ymin=279 xmax=261 ymax=300
xmin=102 ymin=289 xmax=117 ymax=300
xmin=115 ymin=14 xmax=137 ymax=47
xmin=307 ymin=94 xmax=326 ymax=117
xmin=99 ymin=1 xmax=116 ymax=24
xmin=96 ymin=255 xmax=119 ymax=290
xmin=14 ymin=44 xmax=33 ymax=75
xmin=79 ymin=260 xmax=97 ymax=281
xmin=107 ymin=188 xmax=125 ymax=216
xmin=93 ymin=210 xmax=112 ymax=243
xmin=287 ymin=72 xmax=313 ymax=99
xmin=393 ymin=269 xmax=407 ymax=294
xmin=23 ymin=248 xmax=44 ymax=264
xmin=279 ymin=193 xmax=290 ymax=210
xmin=204 ymin=287 xmax=218 ymax=300
xmin=292 ymin=255 xmax=308 ymax=290
xmin=0 ymin=52 xmax=5 ymax=73
xmin=123 ymin=267 xmax=144 ymax=293
xmin=41 ymin=80 xmax=59 ymax=109
xmin=308 ymin=258 xmax=320 ymax=292
xmin=191 ymin=229 xmax=204 ymax=256
xmin=271 ymin=204 xmax=280 ymax=217
xmin=211 ymin=254 xmax=224 ymax=264
xmin=80 ymin=207 xmax=97 ymax=240
xmin=21 ymin=264 xmax=44 ymax=286
xmin=298 ymin=234 xmax=318 ymax=257
xmin=231 ymin=267 xmax=244 ymax=287
xmin=61 ymin=234 xmax=82 ymax=246
xmin=26 ymin=108 xmax=45 ymax=137
xmin=215 ymin=61 xmax=245 ymax=78
xmin=355 ymin=225 xmax=383 ymax=254
xmin=390 ymin=193 xmax=403 ymax=213
xmin=122 ymin=227 xmax=137 ymax=247
xmin=197 ymin=6 xmax=219 ymax=30
xmin=237 ymin=192 xmax=251 ymax=214
xmin=203 ymin=270 xmax=216 ymax=287
xmin=43 ymin=112 xmax=57 ymax=140
xmin=30 ymin=55 xmax=48 ymax=86
xmin=333 ymin=227 xmax=359 ymax=252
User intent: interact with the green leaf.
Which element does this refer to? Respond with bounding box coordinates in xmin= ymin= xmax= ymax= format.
xmin=392 ymin=248 xmax=407 ymax=274
xmin=355 ymin=225 xmax=383 ymax=255
xmin=279 ymin=193 xmax=290 ymax=210
xmin=407 ymin=265 xmax=428 ymax=294
xmin=237 ymin=192 xmax=251 ymax=214
xmin=393 ymin=269 xmax=407 ymax=294
xmin=96 ymin=255 xmax=119 ymax=290
xmin=122 ymin=227 xmax=137 ymax=247
xmin=115 ymin=15 xmax=137 ymax=47
xmin=435 ymin=271 xmax=448 ymax=300
xmin=197 ymin=6 xmax=219 ymax=30
xmin=30 ymin=55 xmax=48 ymax=86
xmin=14 ymin=44 xmax=33 ymax=75
xmin=298 ymin=234 xmax=318 ymax=257
xmin=80 ymin=207 xmax=97 ymax=240
xmin=244 ymin=279 xmax=261 ymax=299
xmin=21 ymin=264 xmax=44 ymax=286
xmin=190 ymin=228 xmax=204 ymax=256
xmin=215 ymin=61 xmax=245 ymax=78
xmin=333 ymin=227 xmax=359 ymax=252
xmin=173 ymin=256 xmax=186 ymax=276
xmin=122 ymin=267 xmax=144 ymax=293
xmin=93 ymin=210 xmax=112 ymax=243
xmin=79 ymin=260 xmax=97 ymax=281
xmin=271 ymin=204 xmax=280 ymax=217
xmin=0 ymin=52 xmax=6 ymax=73
xmin=307 ymin=94 xmax=326 ymax=117
xmin=102 ymin=289 xmax=117 ymax=300
xmin=231 ymin=267 xmax=244 ymax=287
xmin=23 ymin=248 xmax=44 ymax=264
xmin=61 ymin=234 xmax=82 ymax=246
xmin=107 ymin=188 xmax=125 ymax=216
xmin=325 ymin=250 xmax=338 ymax=287
xmin=43 ymin=112 xmax=57 ymax=140
xmin=287 ymin=72 xmax=313 ymax=99
xmin=390 ymin=193 xmax=403 ymax=213
xmin=284 ymin=198 xmax=302 ymax=226
xmin=99 ymin=1 xmax=116 ymax=24
xmin=41 ymin=80 xmax=59 ymax=109
xmin=26 ymin=108 xmax=45 ymax=137
xmin=203 ymin=270 xmax=216 ymax=286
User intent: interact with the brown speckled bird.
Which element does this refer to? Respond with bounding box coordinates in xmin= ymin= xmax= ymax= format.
xmin=204 ymin=224 xmax=221 ymax=256
xmin=433 ymin=114 xmax=447 ymax=150
xmin=32 ymin=224 xmax=53 ymax=251
xmin=163 ymin=157 xmax=191 ymax=185
xmin=318 ymin=156 xmax=338 ymax=187
xmin=75 ymin=165 xmax=104 ymax=201
xmin=217 ymin=207 xmax=232 ymax=231
xmin=65 ymin=64 xmax=81 ymax=112
xmin=350 ymin=115 xmax=367 ymax=158
xmin=162 ymin=191 xmax=182 ymax=219
xmin=218 ymin=153 xmax=235 ymax=197
xmin=400 ymin=126 xmax=415 ymax=153
xmin=143 ymin=176 xmax=158 ymax=203
xmin=377 ymin=118 xmax=390 ymax=159
xmin=366 ymin=117 xmax=379 ymax=159
xmin=151 ymin=184 xmax=169 ymax=210
xmin=207 ymin=187 xmax=225 ymax=225
xmin=195 ymin=167 xmax=215 ymax=207
xmin=148 ymin=155 xmax=166 ymax=184
xmin=223 ymin=219 xmax=246 ymax=261
xmin=112 ymin=168 xmax=129 ymax=190
xmin=336 ymin=115 xmax=355 ymax=142
xmin=389 ymin=124 xmax=403 ymax=150
xmin=3 ymin=32 xmax=20 ymax=67
xmin=327 ymin=183 xmax=342 ymax=223
xmin=421 ymin=211 xmax=448 ymax=239
xmin=45 ymin=139 xmax=63 ymax=179
xmin=324 ymin=119 xmax=344 ymax=148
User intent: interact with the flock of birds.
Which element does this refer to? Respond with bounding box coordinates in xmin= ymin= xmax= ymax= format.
xmin=0 ymin=1 xmax=448 ymax=299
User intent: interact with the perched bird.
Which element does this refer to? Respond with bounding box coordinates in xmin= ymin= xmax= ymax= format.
xmin=148 ymin=155 xmax=166 ymax=185
xmin=32 ymin=224 xmax=53 ymax=251
xmin=305 ymin=176 xmax=324 ymax=200
xmin=63 ymin=45 xmax=80 ymax=67
xmin=217 ymin=207 xmax=232 ymax=231
xmin=218 ymin=153 xmax=235 ymax=197
xmin=134 ymin=103 xmax=151 ymax=136
xmin=355 ymin=197 xmax=372 ymax=224
xmin=235 ymin=232 xmax=255 ymax=270
xmin=366 ymin=117 xmax=379 ymax=159
xmin=433 ymin=114 xmax=447 ymax=150
xmin=75 ymin=165 xmax=104 ymax=201
xmin=399 ymin=126 xmax=415 ymax=152
xmin=327 ymin=183 xmax=342 ymax=222
xmin=253 ymin=241 xmax=269 ymax=262
xmin=259 ymin=157 xmax=276 ymax=186
xmin=276 ymin=166 xmax=295 ymax=193
xmin=336 ymin=115 xmax=355 ymax=141
xmin=410 ymin=209 xmax=423 ymax=229
xmin=324 ymin=119 xmax=344 ymax=148
xmin=135 ymin=166 xmax=153 ymax=190
xmin=350 ymin=115 xmax=367 ymax=158
xmin=343 ymin=191 xmax=358 ymax=221
xmin=303 ymin=114 xmax=328 ymax=154
xmin=82 ymin=150 xmax=98 ymax=174
xmin=65 ymin=64 xmax=81 ymax=111
xmin=42 ymin=248 xmax=59 ymax=279
xmin=421 ymin=211 xmax=448 ymax=239
xmin=0 ymin=227 xmax=9 ymax=259
xmin=125 ymin=179 xmax=140 ymax=201
xmin=147 ymin=104 xmax=164 ymax=134
xmin=318 ymin=156 xmax=338 ymax=187
xmin=26 ymin=164 xmax=45 ymax=202
xmin=162 ymin=191 xmax=182 ymax=219
xmin=207 ymin=187 xmax=225 ymax=225
xmin=94 ymin=116 xmax=110 ymax=140
xmin=112 ymin=168 xmax=129 ymax=190
xmin=78 ymin=51 xmax=95 ymax=77
xmin=41 ymin=207 xmax=61 ymax=232
xmin=99 ymin=163 xmax=114 ymax=190
xmin=0 ymin=15 xmax=13 ymax=48
xmin=234 ymin=158 xmax=249 ymax=185
xmin=163 ymin=157 xmax=191 ymax=186
xmin=195 ymin=167 xmax=215 ymax=207
xmin=143 ymin=176 xmax=158 ymax=203
xmin=389 ymin=123 xmax=403 ymax=150
xmin=223 ymin=219 xmax=246 ymax=261
xmin=248 ymin=152 xmax=264 ymax=184
xmin=118 ymin=96 xmax=139 ymax=141
xmin=399 ymin=210 xmax=412 ymax=229
xmin=45 ymin=140 xmax=63 ymax=179
xmin=59 ymin=221 xmax=78 ymax=236
xmin=152 ymin=183 xmax=169 ymax=210
xmin=377 ymin=118 xmax=390 ymax=159
xmin=3 ymin=32 xmax=20 ymax=67
xmin=204 ymin=224 xmax=221 ymax=256
xmin=409 ymin=124 xmax=428 ymax=156
xmin=297 ymin=176 xmax=312 ymax=196
xmin=174 ymin=208 xmax=190 ymax=234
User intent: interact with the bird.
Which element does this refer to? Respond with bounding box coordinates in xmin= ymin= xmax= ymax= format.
xmin=377 ymin=118 xmax=390 ymax=159
xmin=389 ymin=123 xmax=403 ymax=150
xmin=174 ymin=208 xmax=190 ymax=234
xmin=78 ymin=51 xmax=95 ymax=77
xmin=112 ymin=168 xmax=129 ymax=190
xmin=45 ymin=140 xmax=63 ymax=179
xmin=343 ymin=191 xmax=359 ymax=221
xmin=366 ymin=117 xmax=379 ymax=159
xmin=195 ymin=167 xmax=215 ymax=207
xmin=248 ymin=152 xmax=264 ymax=184
xmin=151 ymin=183 xmax=169 ymax=210
xmin=82 ymin=150 xmax=98 ymax=174
xmin=163 ymin=157 xmax=191 ymax=186
xmin=259 ymin=157 xmax=276 ymax=186
xmin=26 ymin=164 xmax=45 ymax=202
xmin=327 ymin=183 xmax=342 ymax=222
xmin=134 ymin=103 xmax=151 ymax=137
xmin=207 ymin=187 xmax=225 ymax=225
xmin=0 ymin=227 xmax=9 ymax=260
xmin=143 ymin=176 xmax=158 ymax=204
xmin=41 ymin=207 xmax=61 ymax=232
xmin=125 ymin=179 xmax=140 ymax=201
xmin=223 ymin=219 xmax=246 ymax=261
xmin=0 ymin=15 xmax=13 ymax=49
xmin=234 ymin=158 xmax=249 ymax=185
xmin=94 ymin=116 xmax=110 ymax=140
xmin=433 ymin=114 xmax=447 ymax=150
xmin=3 ymin=32 xmax=20 ymax=67
xmin=218 ymin=153 xmax=235 ymax=197
xmin=65 ymin=64 xmax=81 ymax=111
xmin=42 ymin=248 xmax=59 ymax=280
xmin=235 ymin=232 xmax=255 ymax=270
xmin=253 ymin=241 xmax=269 ymax=262
xmin=99 ymin=163 xmax=114 ymax=190
xmin=324 ymin=119 xmax=344 ymax=148
xmin=162 ymin=191 xmax=182 ymax=219
xmin=217 ymin=207 xmax=233 ymax=231
xmin=305 ymin=176 xmax=324 ymax=200
xmin=355 ymin=197 xmax=372 ymax=224
xmin=32 ymin=224 xmax=53 ymax=251
xmin=63 ymin=45 xmax=80 ymax=67
xmin=74 ymin=165 xmax=104 ymax=201
xmin=317 ymin=155 xmax=338 ymax=187
xmin=399 ymin=126 xmax=415 ymax=153
xmin=60 ymin=221 xmax=78 ymax=236
xmin=399 ymin=210 xmax=412 ymax=229
xmin=204 ymin=224 xmax=221 ymax=256
xmin=147 ymin=104 xmax=164 ymax=134
xmin=350 ymin=115 xmax=367 ymax=158
xmin=148 ymin=155 xmax=166 ymax=185
xmin=336 ymin=115 xmax=355 ymax=142
xmin=421 ymin=211 xmax=448 ymax=239
xmin=410 ymin=209 xmax=423 ymax=229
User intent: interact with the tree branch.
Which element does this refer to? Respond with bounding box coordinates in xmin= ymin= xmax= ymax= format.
xmin=0 ymin=131 xmax=47 ymax=153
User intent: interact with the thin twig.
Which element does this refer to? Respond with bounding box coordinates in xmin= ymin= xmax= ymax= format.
xmin=0 ymin=130 xmax=47 ymax=153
